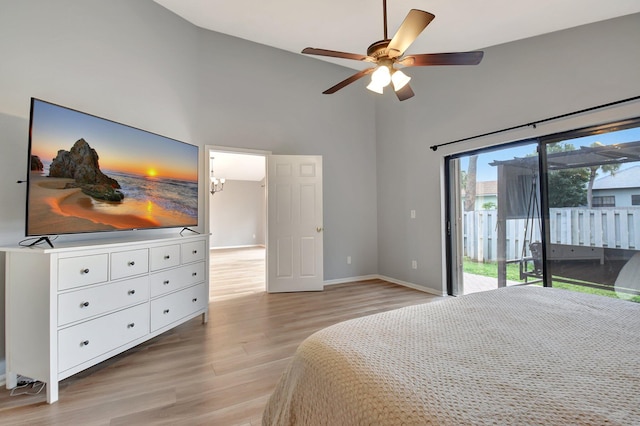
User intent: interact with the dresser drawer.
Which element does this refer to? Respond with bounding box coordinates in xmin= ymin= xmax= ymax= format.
xmin=58 ymin=254 xmax=109 ymax=290
xmin=58 ymin=303 xmax=149 ymax=372
xmin=150 ymin=283 xmax=207 ymax=332
xmin=149 ymin=262 xmax=205 ymax=298
xmin=111 ymin=249 xmax=149 ymax=280
xmin=58 ymin=276 xmax=149 ymax=326
xmin=149 ymin=244 xmax=180 ymax=271
xmin=181 ymin=240 xmax=206 ymax=264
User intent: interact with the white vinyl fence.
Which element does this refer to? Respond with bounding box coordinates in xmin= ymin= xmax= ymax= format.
xmin=463 ymin=208 xmax=640 ymax=262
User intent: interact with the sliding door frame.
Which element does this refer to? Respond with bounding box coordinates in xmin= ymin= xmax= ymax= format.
xmin=445 ymin=139 xmax=542 ymax=296
xmin=444 ymin=159 xmax=459 ymax=296
xmin=445 ymin=115 xmax=640 ymax=296
xmin=537 ymin=116 xmax=640 ymax=289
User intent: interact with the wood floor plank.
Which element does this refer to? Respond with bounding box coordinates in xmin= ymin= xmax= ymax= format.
xmin=0 ymin=247 xmax=438 ymax=424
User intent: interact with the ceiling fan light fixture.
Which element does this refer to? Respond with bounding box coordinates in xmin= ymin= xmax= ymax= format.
xmin=391 ymin=69 xmax=411 ymax=91
xmin=366 ymin=80 xmax=385 ymax=94
xmin=370 ymin=65 xmax=391 ymax=87
xmin=300 ymin=2 xmax=483 ymax=101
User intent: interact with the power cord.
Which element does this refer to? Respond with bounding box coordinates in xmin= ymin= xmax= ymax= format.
xmin=9 ymin=376 xmax=46 ymax=397
xmin=18 ymin=235 xmax=58 ymax=248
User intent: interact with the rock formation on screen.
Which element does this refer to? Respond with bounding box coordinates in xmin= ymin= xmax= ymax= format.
xmin=30 ymin=155 xmax=44 ymax=171
xmin=49 ymin=138 xmax=124 ymax=202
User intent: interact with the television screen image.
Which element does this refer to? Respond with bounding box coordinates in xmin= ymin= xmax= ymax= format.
xmin=27 ymin=98 xmax=199 ymax=236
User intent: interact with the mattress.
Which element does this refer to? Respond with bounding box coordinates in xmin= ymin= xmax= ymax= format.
xmin=263 ymin=286 xmax=640 ymax=425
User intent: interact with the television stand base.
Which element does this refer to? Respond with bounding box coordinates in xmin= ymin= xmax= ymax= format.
xmin=180 ymin=227 xmax=199 ymax=236
xmin=27 ymin=236 xmax=54 ymax=248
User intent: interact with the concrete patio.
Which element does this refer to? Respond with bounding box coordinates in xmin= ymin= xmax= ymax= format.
xmin=463 ymin=272 xmax=530 ymax=294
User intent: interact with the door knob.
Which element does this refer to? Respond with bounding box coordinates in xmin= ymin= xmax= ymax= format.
xmin=316 ymin=227 xmax=323 ymax=233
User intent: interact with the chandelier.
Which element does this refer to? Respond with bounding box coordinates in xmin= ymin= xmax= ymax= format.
xmin=210 ymin=158 xmax=225 ymax=195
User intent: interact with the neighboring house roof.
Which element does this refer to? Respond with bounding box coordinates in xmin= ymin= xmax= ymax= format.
xmin=476 ymin=181 xmax=497 ymax=196
xmin=461 ymin=181 xmax=497 ymax=197
xmin=593 ymin=165 xmax=640 ymax=190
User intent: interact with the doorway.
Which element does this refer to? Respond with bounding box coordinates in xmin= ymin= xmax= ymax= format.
xmin=209 ymin=246 xmax=265 ymax=301
xmin=446 ymin=140 xmax=542 ymax=295
xmin=207 ymin=147 xmax=268 ymax=301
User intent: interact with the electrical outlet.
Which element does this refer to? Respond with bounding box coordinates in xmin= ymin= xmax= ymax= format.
xmin=412 ymin=260 xmax=418 ymax=269
xmin=347 ymin=256 xmax=352 ymax=265
xmin=410 ymin=209 xmax=416 ymax=219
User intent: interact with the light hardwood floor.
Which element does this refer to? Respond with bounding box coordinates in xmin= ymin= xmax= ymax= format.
xmin=0 ymin=247 xmax=437 ymax=425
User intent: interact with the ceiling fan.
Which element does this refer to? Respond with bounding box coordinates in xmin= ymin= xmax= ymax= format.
xmin=302 ymin=0 xmax=484 ymax=101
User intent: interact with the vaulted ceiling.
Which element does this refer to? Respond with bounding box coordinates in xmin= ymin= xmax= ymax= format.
xmin=154 ymin=0 xmax=640 ymax=69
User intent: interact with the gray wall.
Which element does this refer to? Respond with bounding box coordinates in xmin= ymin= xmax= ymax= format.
xmin=192 ymin=28 xmax=379 ymax=279
xmin=0 ymin=0 xmax=378 ymax=377
xmin=210 ymin=180 xmax=266 ymax=248
xmin=376 ymin=13 xmax=640 ymax=294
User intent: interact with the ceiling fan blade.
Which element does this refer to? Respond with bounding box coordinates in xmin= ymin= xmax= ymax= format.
xmin=399 ymin=51 xmax=484 ymax=67
xmin=387 ymin=10 xmax=435 ymax=58
xmin=323 ymin=68 xmax=375 ymax=94
xmin=395 ymin=83 xmax=415 ymax=101
xmin=302 ymin=47 xmax=375 ymax=62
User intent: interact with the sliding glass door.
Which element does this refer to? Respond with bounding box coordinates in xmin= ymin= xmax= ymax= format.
xmin=446 ymin=117 xmax=640 ymax=303
xmin=446 ymin=141 xmax=541 ymax=295
xmin=540 ymin=119 xmax=640 ymax=302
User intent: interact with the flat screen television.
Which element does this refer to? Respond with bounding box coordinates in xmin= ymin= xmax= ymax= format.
xmin=26 ymin=98 xmax=199 ymax=238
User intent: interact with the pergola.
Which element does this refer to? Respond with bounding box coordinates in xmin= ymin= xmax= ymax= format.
xmin=489 ymin=139 xmax=640 ymax=287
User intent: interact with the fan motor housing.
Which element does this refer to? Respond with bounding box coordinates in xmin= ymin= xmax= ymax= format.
xmin=367 ymin=40 xmax=392 ymax=59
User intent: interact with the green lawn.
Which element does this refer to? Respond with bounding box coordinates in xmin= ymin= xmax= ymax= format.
xmin=462 ymin=259 xmax=525 ymax=282
xmin=463 ymin=258 xmax=640 ymax=303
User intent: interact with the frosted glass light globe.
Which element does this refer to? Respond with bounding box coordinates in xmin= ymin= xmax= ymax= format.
xmin=371 ymin=66 xmax=391 ymax=87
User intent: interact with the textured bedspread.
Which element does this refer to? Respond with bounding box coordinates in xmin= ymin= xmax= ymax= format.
xmin=263 ymin=286 xmax=640 ymax=425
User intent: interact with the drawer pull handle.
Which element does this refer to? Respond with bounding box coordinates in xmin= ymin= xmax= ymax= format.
xmin=192 ymin=272 xmax=197 ymax=276
xmin=192 ymin=250 xmax=198 ymax=254
xmin=80 ymin=301 xmax=90 ymax=308
xmin=81 ymin=268 xmax=90 ymax=274
xmin=127 ymin=323 xmax=135 ymax=328
xmin=192 ymin=297 xmax=198 ymax=303
xmin=163 ymin=309 xmax=170 ymax=314
xmin=81 ymin=340 xmax=90 ymax=347
xmin=128 ymin=289 xmax=136 ymax=295
xmin=164 ymin=255 xmax=171 ymax=260
xmin=163 ymin=280 xmax=170 ymax=285
xmin=128 ymin=261 xmax=135 ymax=266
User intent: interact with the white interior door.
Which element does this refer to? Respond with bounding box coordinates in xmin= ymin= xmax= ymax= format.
xmin=267 ymin=155 xmax=323 ymax=293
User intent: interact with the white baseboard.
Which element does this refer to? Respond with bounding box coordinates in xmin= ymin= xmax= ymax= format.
xmin=210 ymin=244 xmax=265 ymax=250
xmin=324 ymin=274 xmax=446 ymax=297
xmin=376 ymin=275 xmax=446 ymax=297
xmin=323 ymin=275 xmax=379 ymax=286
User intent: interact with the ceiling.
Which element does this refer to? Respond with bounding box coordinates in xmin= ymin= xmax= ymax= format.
xmin=154 ymin=0 xmax=640 ymax=70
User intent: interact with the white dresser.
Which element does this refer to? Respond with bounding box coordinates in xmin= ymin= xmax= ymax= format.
xmin=2 ymin=234 xmax=209 ymax=403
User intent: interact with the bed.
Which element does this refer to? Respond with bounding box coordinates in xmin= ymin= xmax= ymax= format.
xmin=263 ymin=286 xmax=640 ymax=425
